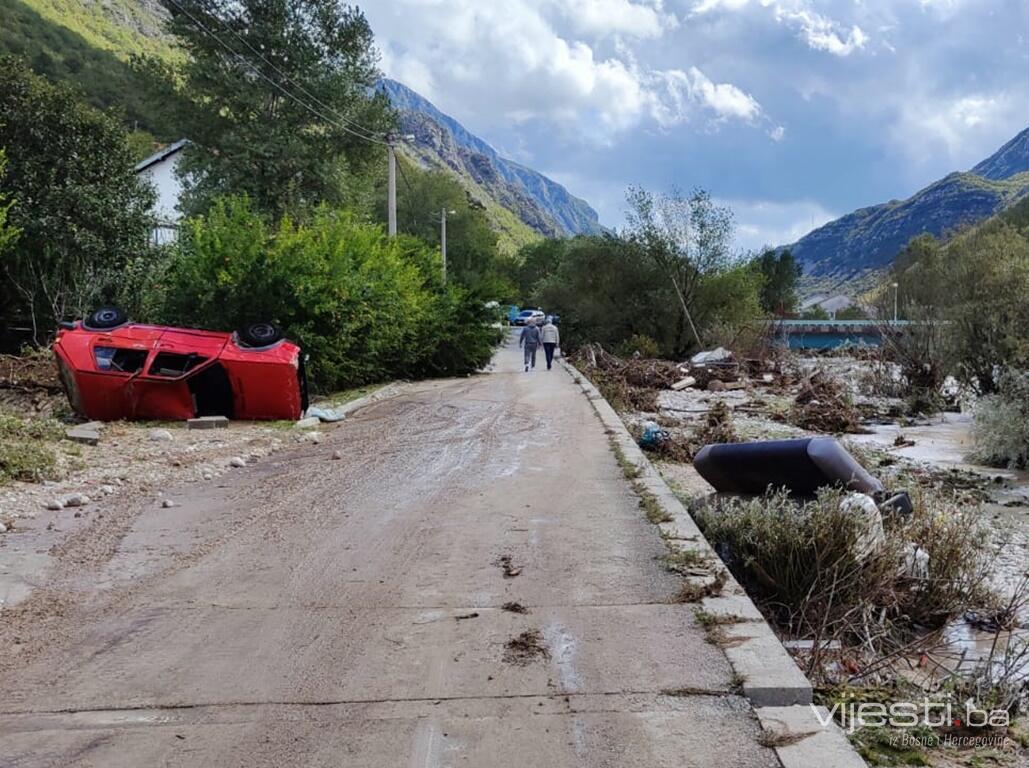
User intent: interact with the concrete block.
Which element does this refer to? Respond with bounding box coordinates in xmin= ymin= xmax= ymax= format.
xmin=187 ymin=415 xmax=229 ymax=430
xmin=755 ymin=706 xmax=866 ymax=768
xmin=722 ymin=623 xmax=813 ymax=706
xmin=65 ymin=427 xmax=100 ymax=446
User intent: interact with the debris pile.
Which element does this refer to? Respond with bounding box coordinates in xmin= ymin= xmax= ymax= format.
xmin=789 ymin=370 xmax=863 ymax=434
xmin=0 ymin=351 xmax=62 ymax=414
xmin=571 ymin=344 xmax=680 ymax=411
xmin=695 ymin=400 xmax=739 ymax=446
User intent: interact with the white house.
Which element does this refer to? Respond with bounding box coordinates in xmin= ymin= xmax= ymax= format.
xmin=135 ymin=139 xmax=188 ymax=245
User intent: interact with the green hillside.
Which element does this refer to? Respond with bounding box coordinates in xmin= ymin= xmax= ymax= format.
xmin=0 ymin=0 xmax=175 ymax=140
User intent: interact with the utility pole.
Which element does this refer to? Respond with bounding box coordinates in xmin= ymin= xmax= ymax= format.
xmin=387 ymin=133 xmax=397 ymax=237
xmin=891 ymin=281 xmax=899 ymax=324
xmin=440 ymin=208 xmax=456 ymax=283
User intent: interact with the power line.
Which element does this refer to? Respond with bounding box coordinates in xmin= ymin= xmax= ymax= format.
xmin=164 ymin=0 xmax=388 ymax=146
xmin=194 ymin=0 xmax=385 ymax=143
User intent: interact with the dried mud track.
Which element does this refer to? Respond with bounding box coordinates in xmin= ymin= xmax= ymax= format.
xmin=0 ymin=335 xmax=776 ymax=767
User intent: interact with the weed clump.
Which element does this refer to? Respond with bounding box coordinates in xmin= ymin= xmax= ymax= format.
xmin=971 ymin=370 xmax=1029 ymax=469
xmin=0 ymin=410 xmax=63 ymax=484
xmin=693 ymin=487 xmax=996 ymax=647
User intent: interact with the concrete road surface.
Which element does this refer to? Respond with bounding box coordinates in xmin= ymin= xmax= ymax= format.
xmin=0 ymin=334 xmax=777 ymax=767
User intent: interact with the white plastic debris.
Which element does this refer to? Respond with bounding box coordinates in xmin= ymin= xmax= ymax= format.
xmin=840 ymin=492 xmax=885 ymax=561
xmin=305 ymin=406 xmax=346 ymax=423
xmin=901 ymin=543 xmax=930 ymax=580
xmin=690 ymin=347 xmax=733 ymax=365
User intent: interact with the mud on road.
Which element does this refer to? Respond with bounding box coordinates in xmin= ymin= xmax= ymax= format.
xmin=0 ymin=338 xmax=776 ymax=767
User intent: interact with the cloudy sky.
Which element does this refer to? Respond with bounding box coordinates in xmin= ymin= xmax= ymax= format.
xmin=363 ymin=0 xmax=1029 ymax=251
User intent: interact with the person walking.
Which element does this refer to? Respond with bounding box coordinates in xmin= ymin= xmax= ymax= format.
xmin=540 ymin=316 xmax=560 ymax=370
xmin=519 ymin=319 xmax=541 ymax=372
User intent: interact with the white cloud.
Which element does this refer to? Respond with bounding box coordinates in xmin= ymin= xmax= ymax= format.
xmin=726 ymin=198 xmax=837 ymax=251
xmin=890 ymin=92 xmax=1021 ymax=169
xmin=547 ymin=0 xmax=679 ymax=39
xmin=692 ymin=0 xmax=868 ymax=57
xmin=366 ymin=0 xmax=768 ymax=142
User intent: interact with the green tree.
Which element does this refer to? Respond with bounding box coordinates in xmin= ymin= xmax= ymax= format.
xmin=144 ymin=0 xmax=394 ymax=217
xmin=0 ymin=150 xmax=18 ymax=257
xmin=624 ymin=186 xmax=740 ymax=354
xmin=754 ymin=249 xmax=801 ymax=315
xmin=156 ymin=196 xmax=496 ymax=389
xmin=0 ymin=57 xmax=154 ymax=340
xmin=375 ymin=160 xmax=509 ymax=295
xmin=512 ymin=237 xmax=568 ymax=302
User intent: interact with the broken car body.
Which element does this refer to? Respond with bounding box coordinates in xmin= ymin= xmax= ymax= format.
xmin=53 ymin=309 xmax=308 ymax=422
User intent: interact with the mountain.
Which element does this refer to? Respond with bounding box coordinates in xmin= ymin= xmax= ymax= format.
xmin=788 ymin=126 xmax=1029 ymax=278
xmin=379 ymin=79 xmax=605 ymax=249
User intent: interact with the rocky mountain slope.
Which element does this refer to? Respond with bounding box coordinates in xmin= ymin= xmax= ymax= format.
xmin=379 ymin=79 xmax=604 ymax=246
xmin=789 ymin=126 xmax=1029 ymax=278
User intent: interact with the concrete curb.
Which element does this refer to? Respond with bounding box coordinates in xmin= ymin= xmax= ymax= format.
xmin=558 ymin=358 xmax=866 ymax=766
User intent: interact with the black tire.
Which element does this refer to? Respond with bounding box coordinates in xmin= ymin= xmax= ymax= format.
xmin=237 ymin=321 xmax=283 ymax=348
xmin=83 ymin=306 xmax=128 ymax=330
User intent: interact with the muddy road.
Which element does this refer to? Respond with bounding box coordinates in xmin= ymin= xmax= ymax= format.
xmin=0 ymin=335 xmax=775 ymax=767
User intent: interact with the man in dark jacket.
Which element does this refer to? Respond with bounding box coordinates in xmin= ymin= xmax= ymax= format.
xmin=519 ymin=321 xmax=541 ymax=372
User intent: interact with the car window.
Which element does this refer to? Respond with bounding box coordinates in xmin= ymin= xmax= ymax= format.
xmin=94 ymin=346 xmax=147 ymax=373
xmin=149 ymin=352 xmax=206 ymax=377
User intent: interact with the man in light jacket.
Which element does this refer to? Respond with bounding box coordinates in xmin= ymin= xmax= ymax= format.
xmin=519 ymin=320 xmax=541 ymax=372
xmin=540 ymin=317 xmax=560 ymax=370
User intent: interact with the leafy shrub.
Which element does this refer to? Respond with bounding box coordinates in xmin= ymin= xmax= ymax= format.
xmin=617 ymin=334 xmax=660 ymax=359
xmin=151 ymin=197 xmax=496 ymax=391
xmin=972 ymin=370 xmax=1029 ymax=469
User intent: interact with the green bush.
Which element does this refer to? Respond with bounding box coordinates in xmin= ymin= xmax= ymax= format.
xmin=972 ymin=370 xmax=1029 ymax=469
xmin=151 ymin=196 xmax=496 ymax=391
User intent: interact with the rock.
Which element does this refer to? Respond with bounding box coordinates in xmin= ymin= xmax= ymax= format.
xmin=229 ymin=456 xmax=246 ymax=468
xmin=46 ymin=499 xmax=64 ymax=511
xmin=65 ymin=426 xmax=100 ymax=445
xmin=761 ymin=373 xmax=774 ymax=384
xmin=100 ymin=485 xmax=115 ymax=495
xmin=202 ymin=471 xmax=214 ymax=480
xmin=331 ymin=450 xmax=343 ymax=460
xmin=161 ymin=499 xmax=176 ymax=508
xmin=187 ymin=416 xmax=229 ymax=430
xmin=304 ymin=431 xmax=324 ymax=444
xmin=294 ymin=416 xmax=321 ymax=429
xmin=0 ymin=522 xmax=7 ymax=533
xmin=62 ymin=493 xmax=89 ymax=508
xmin=148 ymin=428 xmax=174 ymax=442
xmin=707 ymin=379 xmax=726 ymax=392
xmin=671 ymin=376 xmax=697 ymax=391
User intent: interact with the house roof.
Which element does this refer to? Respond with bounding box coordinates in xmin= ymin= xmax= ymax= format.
xmin=134 ymin=139 xmax=189 ymax=173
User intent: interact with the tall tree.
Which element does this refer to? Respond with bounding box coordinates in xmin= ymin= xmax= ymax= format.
xmin=0 ymin=57 xmax=154 ymax=341
xmin=624 ymin=186 xmax=735 ymax=351
xmin=147 ymin=0 xmax=394 ymax=217
xmin=755 ymin=249 xmax=801 ymax=315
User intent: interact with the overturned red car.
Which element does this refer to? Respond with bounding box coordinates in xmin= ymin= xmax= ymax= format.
xmin=53 ymin=308 xmax=308 ymax=421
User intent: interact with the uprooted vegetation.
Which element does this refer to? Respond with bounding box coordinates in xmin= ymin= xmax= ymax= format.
xmin=972 ymin=370 xmax=1029 ymax=470
xmin=788 ymin=369 xmax=865 ymax=434
xmin=570 ymin=344 xmax=680 ymax=412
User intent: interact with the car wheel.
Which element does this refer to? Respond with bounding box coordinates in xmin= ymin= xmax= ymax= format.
xmin=238 ymin=321 xmax=283 ymax=348
xmin=83 ymin=306 xmax=128 ymax=330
